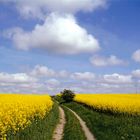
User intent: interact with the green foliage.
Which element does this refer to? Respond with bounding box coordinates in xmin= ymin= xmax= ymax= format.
xmin=7 ymin=103 xmax=59 ymax=140
xmin=61 ymin=89 xmax=75 ymax=103
xmin=54 ymin=94 xmax=63 ymax=103
xmin=62 ymin=106 xmax=86 ymax=140
xmin=65 ymin=102 xmax=140 ymax=140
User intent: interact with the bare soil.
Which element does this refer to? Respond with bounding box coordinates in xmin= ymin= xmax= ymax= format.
xmin=52 ymin=107 xmax=66 ymax=140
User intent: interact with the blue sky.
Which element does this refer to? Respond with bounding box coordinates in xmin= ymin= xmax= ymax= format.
xmin=0 ymin=0 xmax=140 ymax=94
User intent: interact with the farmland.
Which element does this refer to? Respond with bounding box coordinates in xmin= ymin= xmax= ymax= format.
xmin=65 ymin=102 xmax=140 ymax=140
xmin=74 ymin=94 xmax=140 ymax=115
xmin=0 ymin=93 xmax=140 ymax=140
xmin=0 ymin=94 xmax=53 ymax=140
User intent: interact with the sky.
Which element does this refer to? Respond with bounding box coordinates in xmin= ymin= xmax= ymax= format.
xmin=0 ymin=0 xmax=140 ymax=94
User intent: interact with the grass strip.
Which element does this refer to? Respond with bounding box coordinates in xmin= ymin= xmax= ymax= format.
xmin=62 ymin=105 xmax=86 ymax=140
xmin=64 ymin=102 xmax=140 ymax=140
xmin=7 ymin=103 xmax=59 ymax=140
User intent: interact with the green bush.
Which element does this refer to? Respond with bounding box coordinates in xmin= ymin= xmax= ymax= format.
xmin=61 ymin=89 xmax=75 ymax=103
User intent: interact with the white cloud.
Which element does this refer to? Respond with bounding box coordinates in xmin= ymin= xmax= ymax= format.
xmin=0 ymin=0 xmax=107 ymax=18
xmin=30 ymin=65 xmax=69 ymax=78
xmin=5 ymin=13 xmax=100 ymax=54
xmin=90 ymin=55 xmax=126 ymax=66
xmin=0 ymin=72 xmax=37 ymax=83
xmin=31 ymin=65 xmax=55 ymax=77
xmin=0 ymin=70 xmax=62 ymax=94
xmin=132 ymin=69 xmax=140 ymax=78
xmin=132 ymin=49 xmax=140 ymax=63
xmin=0 ymin=65 xmax=138 ymax=94
xmin=71 ymin=72 xmax=95 ymax=81
xmin=103 ymin=73 xmax=132 ymax=84
xmin=0 ymin=68 xmax=139 ymax=94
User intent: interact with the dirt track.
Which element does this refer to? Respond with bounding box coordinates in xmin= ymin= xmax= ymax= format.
xmin=66 ymin=107 xmax=96 ymax=140
xmin=52 ymin=107 xmax=66 ymax=140
xmin=52 ymin=105 xmax=96 ymax=140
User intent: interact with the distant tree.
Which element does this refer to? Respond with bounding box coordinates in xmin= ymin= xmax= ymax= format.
xmin=61 ymin=89 xmax=75 ymax=102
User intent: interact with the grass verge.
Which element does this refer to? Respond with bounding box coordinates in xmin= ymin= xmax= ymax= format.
xmin=62 ymin=105 xmax=86 ymax=140
xmin=64 ymin=102 xmax=140 ymax=140
xmin=7 ymin=103 xmax=59 ymax=140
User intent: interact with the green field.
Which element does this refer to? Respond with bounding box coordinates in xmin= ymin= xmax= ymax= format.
xmin=64 ymin=102 xmax=140 ymax=140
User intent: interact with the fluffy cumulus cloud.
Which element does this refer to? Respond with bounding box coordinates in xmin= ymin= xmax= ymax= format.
xmin=31 ymin=65 xmax=56 ymax=77
xmin=0 ymin=72 xmax=41 ymax=93
xmin=5 ymin=13 xmax=100 ymax=54
xmin=0 ymin=72 xmax=37 ymax=83
xmin=0 ymin=0 xmax=107 ymax=18
xmin=71 ymin=72 xmax=95 ymax=81
xmin=2 ymin=0 xmax=105 ymax=55
xmin=90 ymin=55 xmax=126 ymax=66
xmin=0 ymin=70 xmax=60 ymax=94
xmin=30 ymin=65 xmax=69 ymax=78
xmin=132 ymin=49 xmax=140 ymax=63
xmin=0 ymin=66 xmax=140 ymax=94
xmin=103 ymin=73 xmax=132 ymax=84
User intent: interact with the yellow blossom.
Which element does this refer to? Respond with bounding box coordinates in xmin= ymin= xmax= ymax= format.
xmin=74 ymin=94 xmax=140 ymax=115
xmin=0 ymin=94 xmax=53 ymax=140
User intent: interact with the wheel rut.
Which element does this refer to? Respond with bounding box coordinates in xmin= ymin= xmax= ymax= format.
xmin=52 ymin=107 xmax=66 ymax=140
xmin=65 ymin=106 xmax=96 ymax=140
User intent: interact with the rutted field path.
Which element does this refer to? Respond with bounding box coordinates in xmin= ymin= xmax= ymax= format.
xmin=65 ymin=106 xmax=96 ymax=140
xmin=52 ymin=104 xmax=96 ymax=140
xmin=52 ymin=107 xmax=66 ymax=140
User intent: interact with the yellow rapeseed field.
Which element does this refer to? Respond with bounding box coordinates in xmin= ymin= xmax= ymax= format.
xmin=0 ymin=94 xmax=53 ymax=140
xmin=74 ymin=94 xmax=140 ymax=115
